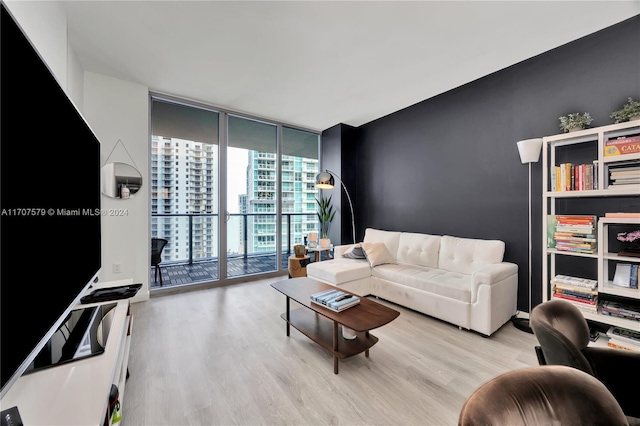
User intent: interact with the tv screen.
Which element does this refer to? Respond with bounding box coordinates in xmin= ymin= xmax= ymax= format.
xmin=0 ymin=4 xmax=102 ymax=397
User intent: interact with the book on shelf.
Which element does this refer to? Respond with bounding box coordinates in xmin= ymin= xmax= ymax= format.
xmin=604 ymin=135 xmax=640 ymax=157
xmin=310 ymin=289 xmax=360 ymax=311
xmin=552 ymin=163 xmax=598 ymax=191
xmin=607 ymin=163 xmax=640 ymax=188
xmin=601 ymin=300 xmax=640 ymax=321
xmin=551 ymin=294 xmax=598 ymax=314
xmin=607 ymin=183 xmax=640 ymax=190
xmin=554 ymin=286 xmax=597 ymax=298
xmin=609 ymin=169 xmax=640 ymax=178
xmin=548 ymin=215 xmax=597 ymax=253
xmin=554 ymin=235 xmax=597 ymax=243
xmin=607 ymin=340 xmax=640 ymax=351
xmin=605 ymin=212 xmax=640 ymax=218
xmin=606 ymin=326 xmax=640 ymax=345
xmin=552 ymin=292 xmax=597 ymax=305
xmin=612 ymin=264 xmax=639 ymax=289
xmin=551 ymin=274 xmax=597 ymax=290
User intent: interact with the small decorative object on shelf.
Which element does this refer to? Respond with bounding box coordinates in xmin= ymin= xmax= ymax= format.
xmin=611 ymin=97 xmax=640 ymax=124
xmin=618 ymin=229 xmax=640 ymax=258
xmin=559 ymin=112 xmax=593 ymax=133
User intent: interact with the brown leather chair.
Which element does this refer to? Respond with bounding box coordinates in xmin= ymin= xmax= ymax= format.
xmin=459 ymin=365 xmax=629 ymax=425
xmin=530 ymin=299 xmax=640 ymax=419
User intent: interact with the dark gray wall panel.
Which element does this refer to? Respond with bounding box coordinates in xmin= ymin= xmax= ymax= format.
xmin=340 ymin=15 xmax=640 ymax=314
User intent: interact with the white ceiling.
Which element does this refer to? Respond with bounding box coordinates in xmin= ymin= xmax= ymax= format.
xmin=62 ymin=1 xmax=640 ymax=133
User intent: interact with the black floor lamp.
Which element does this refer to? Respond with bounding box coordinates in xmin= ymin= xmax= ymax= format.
xmin=314 ymin=170 xmax=356 ymax=244
xmin=512 ymin=138 xmax=543 ymax=334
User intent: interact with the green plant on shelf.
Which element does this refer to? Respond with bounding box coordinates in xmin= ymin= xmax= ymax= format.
xmin=559 ymin=112 xmax=593 ymax=133
xmin=611 ymin=97 xmax=640 ymax=123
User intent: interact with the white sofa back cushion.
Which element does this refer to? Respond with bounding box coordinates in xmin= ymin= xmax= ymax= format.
xmin=396 ymin=232 xmax=440 ymax=268
xmin=438 ymin=235 xmax=505 ymax=275
xmin=364 ymin=228 xmax=402 ymax=258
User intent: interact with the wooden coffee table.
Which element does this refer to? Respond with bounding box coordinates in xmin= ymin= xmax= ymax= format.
xmin=271 ymin=277 xmax=400 ymax=374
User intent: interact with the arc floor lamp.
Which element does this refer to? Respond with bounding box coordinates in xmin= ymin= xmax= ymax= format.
xmin=315 ymin=170 xmax=356 ymax=244
xmin=512 ymin=138 xmax=543 ymax=334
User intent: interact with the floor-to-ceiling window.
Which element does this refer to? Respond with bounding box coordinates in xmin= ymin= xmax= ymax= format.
xmin=226 ymin=115 xmax=278 ymax=277
xmin=149 ymin=94 xmax=319 ymax=290
xmin=281 ymin=127 xmax=320 ymax=253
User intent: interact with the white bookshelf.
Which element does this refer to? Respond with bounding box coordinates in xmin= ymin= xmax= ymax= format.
xmin=542 ymin=120 xmax=640 ymax=332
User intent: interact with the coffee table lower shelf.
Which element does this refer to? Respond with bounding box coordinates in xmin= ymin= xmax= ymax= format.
xmin=280 ymin=308 xmax=379 ymax=373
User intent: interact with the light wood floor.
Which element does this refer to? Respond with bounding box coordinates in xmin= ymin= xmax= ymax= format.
xmin=122 ymin=275 xmax=539 ymax=425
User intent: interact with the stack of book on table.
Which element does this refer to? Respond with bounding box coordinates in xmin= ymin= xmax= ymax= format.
xmin=550 ymin=274 xmax=598 ymax=315
xmin=310 ymin=289 xmax=360 ymax=312
xmin=601 ymin=300 xmax=640 ymax=322
xmin=606 ymin=326 xmax=640 ymax=351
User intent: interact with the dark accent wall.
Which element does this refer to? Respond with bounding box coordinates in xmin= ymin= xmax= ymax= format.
xmin=320 ymin=123 xmax=358 ymax=245
xmin=322 ymin=15 xmax=640 ymax=314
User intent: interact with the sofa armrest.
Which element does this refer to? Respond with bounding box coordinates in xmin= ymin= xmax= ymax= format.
xmin=472 ymin=262 xmax=518 ymax=286
xmin=470 ymin=262 xmax=518 ymax=301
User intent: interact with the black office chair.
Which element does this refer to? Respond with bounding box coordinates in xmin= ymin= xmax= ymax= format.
xmin=151 ymin=238 xmax=168 ymax=286
xmin=530 ymin=299 xmax=640 ymax=420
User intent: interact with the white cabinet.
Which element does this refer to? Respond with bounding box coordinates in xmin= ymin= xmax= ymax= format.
xmin=542 ymin=120 xmax=640 ymax=331
xmin=0 ymin=281 xmax=134 ymax=426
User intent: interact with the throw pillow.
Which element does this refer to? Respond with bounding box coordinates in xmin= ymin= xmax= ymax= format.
xmin=362 ymin=242 xmax=396 ymax=267
xmin=343 ymin=244 xmax=366 ymax=259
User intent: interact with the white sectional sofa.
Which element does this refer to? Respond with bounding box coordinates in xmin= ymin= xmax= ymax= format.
xmin=306 ymin=228 xmax=519 ymax=336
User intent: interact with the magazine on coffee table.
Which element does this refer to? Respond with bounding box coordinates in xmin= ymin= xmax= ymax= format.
xmin=310 ymin=289 xmax=360 ymax=312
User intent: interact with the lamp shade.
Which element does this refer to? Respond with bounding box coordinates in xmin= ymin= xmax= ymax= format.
xmin=517 ymin=138 xmax=543 ymax=164
xmin=315 ymin=171 xmax=335 ymax=189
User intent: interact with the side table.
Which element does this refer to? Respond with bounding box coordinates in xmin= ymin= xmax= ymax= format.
xmin=306 ymin=244 xmax=333 ymax=262
xmin=288 ymin=255 xmax=310 ymax=278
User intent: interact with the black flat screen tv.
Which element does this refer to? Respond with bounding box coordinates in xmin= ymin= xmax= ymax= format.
xmin=0 ymin=3 xmax=102 ymax=398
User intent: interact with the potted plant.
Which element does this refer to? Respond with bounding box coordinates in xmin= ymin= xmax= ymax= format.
xmin=611 ymin=98 xmax=640 ymax=123
xmin=559 ymin=112 xmax=593 ymax=133
xmin=315 ymin=194 xmax=335 ymax=248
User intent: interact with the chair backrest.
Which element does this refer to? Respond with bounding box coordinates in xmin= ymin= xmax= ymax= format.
xmin=458 ymin=365 xmax=628 ymax=426
xmin=529 ymin=299 xmax=593 ymax=374
xmin=151 ymin=238 xmax=168 ymax=265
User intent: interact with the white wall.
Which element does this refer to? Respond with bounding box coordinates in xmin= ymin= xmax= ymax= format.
xmin=6 ymin=0 xmax=151 ymax=302
xmin=84 ymin=72 xmax=150 ymax=302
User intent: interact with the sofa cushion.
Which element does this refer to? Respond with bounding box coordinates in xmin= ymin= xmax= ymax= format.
xmin=364 ymin=228 xmax=402 ymax=259
xmin=373 ymin=264 xmax=471 ymax=303
xmin=343 ymin=244 xmax=366 ymax=259
xmin=306 ymin=258 xmax=371 ymax=284
xmin=397 ymin=232 xmax=440 ymax=268
xmin=438 ymin=236 xmax=505 ymax=275
xmin=362 ymin=242 xmax=397 ymax=267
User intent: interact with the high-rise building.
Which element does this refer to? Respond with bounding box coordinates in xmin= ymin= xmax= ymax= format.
xmin=151 ymin=136 xmax=318 ymax=263
xmin=151 ymin=136 xmax=218 ymax=262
